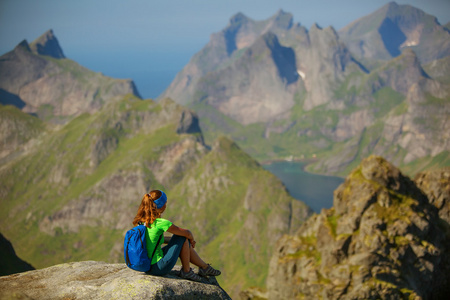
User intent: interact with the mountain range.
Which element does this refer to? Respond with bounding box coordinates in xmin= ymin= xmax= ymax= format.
xmin=160 ymin=2 xmax=450 ymax=176
xmin=1 ymin=2 xmax=449 ymax=299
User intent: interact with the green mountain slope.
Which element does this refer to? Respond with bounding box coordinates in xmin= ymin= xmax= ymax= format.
xmin=166 ymin=136 xmax=311 ymax=294
xmin=0 ymin=95 xmax=311 ymax=297
xmin=0 ymin=104 xmax=46 ymax=163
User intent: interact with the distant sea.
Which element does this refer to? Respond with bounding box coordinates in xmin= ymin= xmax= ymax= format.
xmin=70 ymin=50 xmax=193 ymax=100
xmin=263 ymin=161 xmax=344 ymax=213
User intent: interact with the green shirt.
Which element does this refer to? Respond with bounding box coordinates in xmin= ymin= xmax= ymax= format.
xmin=145 ymin=218 xmax=173 ymax=264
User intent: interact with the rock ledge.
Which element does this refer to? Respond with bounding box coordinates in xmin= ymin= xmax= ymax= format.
xmin=0 ymin=261 xmax=231 ymax=300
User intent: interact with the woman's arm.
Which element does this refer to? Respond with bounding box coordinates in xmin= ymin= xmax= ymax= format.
xmin=167 ymin=224 xmax=196 ymax=248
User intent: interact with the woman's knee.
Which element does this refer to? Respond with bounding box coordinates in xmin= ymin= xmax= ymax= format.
xmin=171 ymin=234 xmax=187 ymax=243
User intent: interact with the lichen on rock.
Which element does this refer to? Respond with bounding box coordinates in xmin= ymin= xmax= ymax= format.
xmin=0 ymin=261 xmax=231 ymax=300
xmin=267 ymin=155 xmax=450 ymax=299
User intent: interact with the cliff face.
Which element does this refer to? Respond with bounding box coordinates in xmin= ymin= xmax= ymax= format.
xmin=267 ymin=156 xmax=450 ymax=299
xmin=0 ymin=261 xmax=231 ymax=299
xmin=0 ymin=30 xmax=140 ymax=123
xmin=0 ymin=232 xmax=34 ymax=276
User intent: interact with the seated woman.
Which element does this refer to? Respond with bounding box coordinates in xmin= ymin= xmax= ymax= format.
xmin=132 ymin=189 xmax=221 ymax=282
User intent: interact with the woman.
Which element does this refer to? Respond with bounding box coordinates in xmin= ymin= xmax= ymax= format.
xmin=132 ymin=189 xmax=221 ymax=282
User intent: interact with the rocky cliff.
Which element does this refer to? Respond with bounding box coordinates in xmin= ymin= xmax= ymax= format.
xmin=0 ymin=30 xmax=140 ymax=123
xmin=267 ymin=156 xmax=450 ymax=299
xmin=0 ymin=232 xmax=34 ymax=276
xmin=0 ymin=261 xmax=231 ymax=299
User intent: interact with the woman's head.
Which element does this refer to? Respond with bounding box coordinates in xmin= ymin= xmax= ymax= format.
xmin=132 ymin=190 xmax=167 ymax=227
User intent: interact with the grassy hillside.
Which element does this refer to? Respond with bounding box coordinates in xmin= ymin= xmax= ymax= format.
xmin=166 ymin=136 xmax=311 ymax=294
xmin=0 ymin=95 xmax=311 ymax=297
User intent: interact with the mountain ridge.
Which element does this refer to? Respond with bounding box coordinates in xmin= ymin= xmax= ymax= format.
xmin=159 ymin=1 xmax=449 ymax=177
xmin=0 ymin=30 xmax=141 ymax=124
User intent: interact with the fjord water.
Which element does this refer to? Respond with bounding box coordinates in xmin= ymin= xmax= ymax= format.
xmin=263 ymin=161 xmax=344 ymax=213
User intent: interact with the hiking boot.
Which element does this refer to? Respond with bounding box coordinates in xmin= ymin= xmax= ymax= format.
xmin=198 ymin=264 xmax=221 ymax=277
xmin=180 ymin=268 xmax=203 ymax=282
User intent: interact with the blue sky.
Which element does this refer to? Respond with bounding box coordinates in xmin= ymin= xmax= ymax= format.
xmin=1 ymin=0 xmax=449 ymax=98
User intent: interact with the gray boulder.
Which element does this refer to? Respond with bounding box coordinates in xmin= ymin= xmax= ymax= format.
xmin=0 ymin=261 xmax=231 ymax=300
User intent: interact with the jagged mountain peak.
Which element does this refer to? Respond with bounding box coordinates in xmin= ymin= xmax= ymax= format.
xmin=15 ymin=39 xmax=31 ymax=52
xmin=380 ymin=1 xmax=400 ymax=14
xmin=339 ymin=1 xmax=449 ymax=64
xmin=269 ymin=9 xmax=294 ymax=30
xmin=229 ymin=12 xmax=251 ymax=25
xmin=310 ymin=22 xmax=323 ymax=30
xmin=29 ymin=29 xmax=65 ymax=59
xmin=309 ymin=22 xmax=340 ymax=40
xmin=340 ymin=1 xmax=419 ymax=34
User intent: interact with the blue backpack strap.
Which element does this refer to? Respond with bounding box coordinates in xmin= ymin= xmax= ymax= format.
xmin=148 ymin=234 xmax=163 ymax=272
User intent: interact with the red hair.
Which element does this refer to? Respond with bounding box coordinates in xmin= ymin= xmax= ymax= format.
xmin=133 ymin=190 xmax=165 ymax=227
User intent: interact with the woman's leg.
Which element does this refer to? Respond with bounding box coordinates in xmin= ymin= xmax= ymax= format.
xmin=178 ymin=237 xmax=221 ymax=277
xmin=179 ymin=238 xmax=191 ymax=272
xmin=148 ymin=235 xmax=186 ymax=276
xmin=188 ymin=246 xmax=208 ymax=269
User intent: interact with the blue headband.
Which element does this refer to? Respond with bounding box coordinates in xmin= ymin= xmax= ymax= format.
xmin=153 ymin=191 xmax=167 ymax=209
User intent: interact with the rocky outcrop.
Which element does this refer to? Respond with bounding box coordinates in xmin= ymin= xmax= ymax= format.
xmin=0 ymin=261 xmax=231 ymax=299
xmin=415 ymin=167 xmax=450 ymax=224
xmin=267 ymin=156 xmax=450 ymax=299
xmin=29 ymin=29 xmax=65 ymax=59
xmin=0 ymin=233 xmax=34 ymax=276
